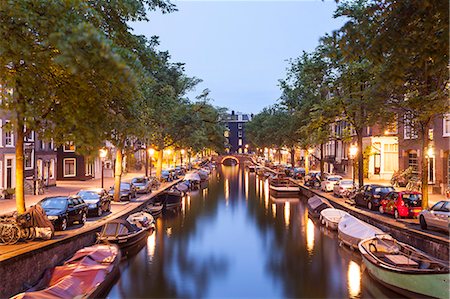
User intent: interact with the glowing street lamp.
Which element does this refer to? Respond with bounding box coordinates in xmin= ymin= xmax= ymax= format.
xmin=99 ymin=148 xmax=108 ymax=188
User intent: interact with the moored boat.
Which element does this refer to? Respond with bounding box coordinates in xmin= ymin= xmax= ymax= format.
xmin=269 ymin=174 xmax=299 ymax=194
xmin=307 ymin=195 xmax=333 ymax=218
xmin=144 ymin=203 xmax=163 ymax=218
xmin=319 ymin=208 xmax=349 ymax=230
xmin=12 ymin=244 xmax=121 ymax=299
xmin=98 ymin=212 xmax=155 ymax=256
xmin=338 ymin=214 xmax=383 ymax=249
xmin=153 ymin=189 xmax=183 ymax=211
xmin=359 ymin=235 xmax=450 ymax=298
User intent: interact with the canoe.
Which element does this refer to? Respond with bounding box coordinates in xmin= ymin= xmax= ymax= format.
xmin=98 ymin=212 xmax=154 ymax=256
xmin=359 ymin=235 xmax=450 ymax=298
xmin=12 ymin=244 xmax=120 ymax=299
xmin=319 ymin=208 xmax=349 ymax=230
xmin=307 ymin=195 xmax=333 ymax=218
xmin=338 ymin=214 xmax=383 ymax=249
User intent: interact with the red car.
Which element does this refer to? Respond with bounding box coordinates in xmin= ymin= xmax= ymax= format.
xmin=379 ymin=191 xmax=423 ymax=219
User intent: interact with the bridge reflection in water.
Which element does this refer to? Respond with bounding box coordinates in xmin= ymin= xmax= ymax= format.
xmin=107 ymin=164 xmax=403 ymax=299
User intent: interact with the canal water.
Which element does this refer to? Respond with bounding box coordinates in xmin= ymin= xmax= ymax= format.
xmin=107 ymin=165 xmax=401 ymax=298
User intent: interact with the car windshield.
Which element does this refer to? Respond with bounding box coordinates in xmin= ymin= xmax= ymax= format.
xmin=40 ymin=197 xmax=67 ymax=210
xmin=132 ymin=178 xmax=147 ymax=184
xmin=120 ymin=183 xmax=131 ymax=190
xmin=341 ymin=181 xmax=353 ymax=185
xmin=374 ymin=187 xmax=394 ymax=193
xmin=328 ymin=177 xmax=341 ymax=181
xmin=77 ymin=191 xmax=100 ymax=200
xmin=403 ymin=193 xmax=422 ymax=207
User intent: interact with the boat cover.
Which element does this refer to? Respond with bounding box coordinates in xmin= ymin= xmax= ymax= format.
xmin=184 ymin=172 xmax=201 ymax=182
xmin=99 ymin=219 xmax=140 ymax=238
xmin=175 ymin=183 xmax=189 ymax=193
xmin=126 ymin=212 xmax=154 ymax=229
xmin=308 ymin=195 xmax=332 ymax=210
xmin=12 ymin=244 xmax=119 ymax=299
xmin=320 ymin=208 xmax=349 ymax=223
xmin=338 ymin=214 xmax=383 ymax=240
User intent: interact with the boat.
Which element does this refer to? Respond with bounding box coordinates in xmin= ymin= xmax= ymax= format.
xmin=153 ymin=188 xmax=183 ymax=211
xmin=12 ymin=244 xmax=120 ymax=299
xmin=359 ymin=235 xmax=450 ymax=298
xmin=338 ymin=214 xmax=383 ymax=249
xmin=269 ymin=195 xmax=299 ymax=204
xmin=269 ymin=174 xmax=299 ymax=194
xmin=174 ymin=182 xmax=189 ymax=194
xmin=197 ymin=170 xmax=209 ymax=182
xmin=144 ymin=203 xmax=163 ymax=218
xmin=98 ymin=212 xmax=155 ymax=255
xmin=184 ymin=172 xmax=201 ymax=189
xmin=307 ymin=195 xmax=333 ymax=218
xmin=319 ymin=208 xmax=349 ymax=230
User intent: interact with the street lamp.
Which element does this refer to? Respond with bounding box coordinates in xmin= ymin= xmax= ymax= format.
xmin=148 ymin=148 xmax=155 ymax=177
xmin=99 ymin=148 xmax=108 ymax=188
xmin=349 ymin=144 xmax=358 ymax=186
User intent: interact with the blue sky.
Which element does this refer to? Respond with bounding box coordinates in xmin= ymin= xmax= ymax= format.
xmin=131 ymin=0 xmax=344 ymax=114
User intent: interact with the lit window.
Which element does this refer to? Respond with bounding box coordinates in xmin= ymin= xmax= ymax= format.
xmin=49 ymin=159 xmax=55 ymax=179
xmin=24 ymin=147 xmax=34 ymax=170
xmin=64 ymin=158 xmax=76 ymax=177
xmin=4 ymin=121 xmax=13 ymax=147
xmin=238 ymin=139 xmax=243 ymax=146
xmin=443 ymin=113 xmax=450 ymax=137
xmin=64 ymin=141 xmax=75 ymax=152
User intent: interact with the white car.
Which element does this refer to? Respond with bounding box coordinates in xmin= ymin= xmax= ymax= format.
xmin=333 ymin=180 xmax=355 ymax=197
xmin=419 ymin=200 xmax=449 ymax=233
xmin=320 ymin=175 xmax=343 ymax=192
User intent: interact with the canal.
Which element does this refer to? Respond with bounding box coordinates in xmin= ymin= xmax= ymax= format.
xmin=107 ymin=165 xmax=401 ymax=298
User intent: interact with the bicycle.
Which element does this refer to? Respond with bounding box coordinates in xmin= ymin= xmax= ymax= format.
xmin=36 ymin=179 xmax=45 ymax=195
xmin=406 ymin=179 xmax=421 ymax=192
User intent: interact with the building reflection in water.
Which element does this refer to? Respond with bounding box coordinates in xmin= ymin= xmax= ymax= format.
xmin=224 ymin=178 xmax=229 ymax=205
xmin=255 ymin=176 xmax=259 ymax=196
xmin=264 ymin=180 xmax=269 ymax=210
xmin=147 ymin=231 xmax=156 ymax=259
xmin=244 ymin=171 xmax=249 ymax=199
xmin=347 ymin=260 xmax=361 ymax=298
xmin=272 ymin=203 xmax=276 ymax=218
xmin=284 ymin=202 xmax=290 ymax=227
xmin=306 ymin=218 xmax=315 ymax=254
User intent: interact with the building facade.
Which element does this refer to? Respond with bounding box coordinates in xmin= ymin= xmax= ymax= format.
xmin=224 ymin=111 xmax=252 ymax=154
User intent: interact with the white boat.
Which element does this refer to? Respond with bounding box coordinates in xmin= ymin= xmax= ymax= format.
xmin=359 ymin=235 xmax=450 ymax=298
xmin=269 ymin=176 xmax=299 ymax=194
xmin=184 ymin=172 xmax=201 ymax=182
xmin=319 ymin=208 xmax=349 ymax=230
xmin=338 ymin=214 xmax=383 ymax=249
xmin=307 ymin=195 xmax=333 ymax=218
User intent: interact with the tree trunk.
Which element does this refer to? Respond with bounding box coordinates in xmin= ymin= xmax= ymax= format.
xmin=421 ymin=128 xmax=429 ymax=209
xmin=113 ymin=147 xmax=123 ymax=202
xmin=290 ymin=147 xmax=295 ymax=167
xmin=357 ymin=129 xmax=364 ymax=188
xmin=305 ymin=150 xmax=309 ymax=174
xmin=156 ymin=150 xmax=163 ymax=178
xmin=320 ymin=143 xmax=325 ymax=180
xmin=15 ymin=122 xmax=25 ymax=214
xmin=188 ymin=151 xmax=192 ymax=170
xmin=278 ymin=149 xmax=281 ymax=164
xmin=145 ymin=146 xmax=149 ymax=177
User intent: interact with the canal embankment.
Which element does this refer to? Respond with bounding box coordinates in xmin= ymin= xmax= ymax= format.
xmin=0 ymin=179 xmax=181 ymax=298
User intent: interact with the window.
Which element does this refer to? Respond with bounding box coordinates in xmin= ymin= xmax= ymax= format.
xmin=24 ymin=127 xmax=34 ymax=142
xmin=85 ymin=161 xmax=94 ymax=176
xmin=224 ymin=130 xmax=229 ymax=137
xmin=24 ymin=147 xmax=34 ymax=170
xmin=383 ymin=143 xmax=398 ymax=172
xmin=443 ymin=114 xmax=450 ymax=137
xmin=238 ymin=123 xmax=243 ymax=129
xmin=64 ymin=141 xmax=75 ymax=152
xmin=64 ymin=158 xmax=76 ymax=177
xmin=408 ymin=152 xmax=419 ymax=174
xmin=403 ymin=112 xmax=418 ymax=139
xmin=49 ymin=159 xmax=55 ymax=179
xmin=4 ymin=121 xmax=13 ymax=147
xmin=238 ymin=131 xmax=242 ymax=137
xmin=238 ymin=139 xmax=243 ymax=146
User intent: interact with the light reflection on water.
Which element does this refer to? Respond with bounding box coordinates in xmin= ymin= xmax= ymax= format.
xmin=108 ymin=165 xmax=402 ymax=299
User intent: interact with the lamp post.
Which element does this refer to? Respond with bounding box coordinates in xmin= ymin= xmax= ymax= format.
xmin=148 ymin=148 xmax=155 ymax=177
xmin=349 ymin=145 xmax=358 ymax=186
xmin=99 ymin=148 xmax=108 ymax=188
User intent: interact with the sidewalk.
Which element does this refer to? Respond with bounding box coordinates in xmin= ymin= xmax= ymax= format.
xmin=0 ymin=171 xmax=146 ymax=215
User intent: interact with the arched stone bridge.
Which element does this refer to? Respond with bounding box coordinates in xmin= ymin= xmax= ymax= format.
xmin=212 ymin=155 xmax=253 ymax=166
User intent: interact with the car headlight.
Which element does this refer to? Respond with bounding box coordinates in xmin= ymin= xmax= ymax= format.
xmin=47 ymin=215 xmax=59 ymax=220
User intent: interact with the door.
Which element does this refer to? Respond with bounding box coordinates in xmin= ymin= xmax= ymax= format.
xmin=5 ymin=157 xmax=14 ymax=189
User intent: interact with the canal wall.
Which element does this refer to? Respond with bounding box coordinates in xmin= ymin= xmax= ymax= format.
xmin=0 ymin=180 xmax=180 ymax=298
xmin=298 ymin=185 xmax=450 ymax=261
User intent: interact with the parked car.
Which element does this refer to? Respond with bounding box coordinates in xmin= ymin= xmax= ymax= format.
xmin=354 ymin=184 xmax=395 ymax=210
xmin=320 ymin=175 xmax=343 ymax=192
xmin=290 ymin=167 xmax=306 ymax=179
xmin=76 ymin=188 xmax=111 ymax=217
xmin=38 ymin=196 xmax=88 ymax=231
xmin=379 ymin=191 xmax=423 ymax=219
xmin=419 ymin=200 xmax=449 ymax=232
xmin=333 ymin=180 xmax=355 ymax=197
xmin=131 ymin=177 xmax=152 ymax=194
xmin=108 ymin=182 xmax=136 ymax=201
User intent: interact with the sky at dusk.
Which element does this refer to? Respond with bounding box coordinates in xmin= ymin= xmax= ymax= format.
xmin=131 ymin=0 xmax=345 ymax=114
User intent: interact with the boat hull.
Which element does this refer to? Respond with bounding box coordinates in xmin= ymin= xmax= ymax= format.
xmin=338 ymin=229 xmax=361 ymax=249
xmin=99 ymin=226 xmax=152 ymax=256
xmin=362 ymin=254 xmax=450 ymax=299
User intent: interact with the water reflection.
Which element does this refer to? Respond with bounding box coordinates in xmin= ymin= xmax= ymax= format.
xmin=109 ymin=165 xmax=396 ymax=299
xmin=348 ymin=261 xmax=361 ymax=298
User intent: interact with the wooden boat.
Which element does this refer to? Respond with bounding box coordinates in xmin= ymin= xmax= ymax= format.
xmin=12 ymin=244 xmax=120 ymax=299
xmin=307 ymin=195 xmax=333 ymax=218
xmin=269 ymin=174 xmax=299 ymax=194
xmin=98 ymin=212 xmax=154 ymax=255
xmin=338 ymin=214 xmax=383 ymax=249
xmin=359 ymin=235 xmax=450 ymax=298
xmin=153 ymin=189 xmax=183 ymax=211
xmin=319 ymin=208 xmax=349 ymax=230
xmin=144 ymin=203 xmax=163 ymax=218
